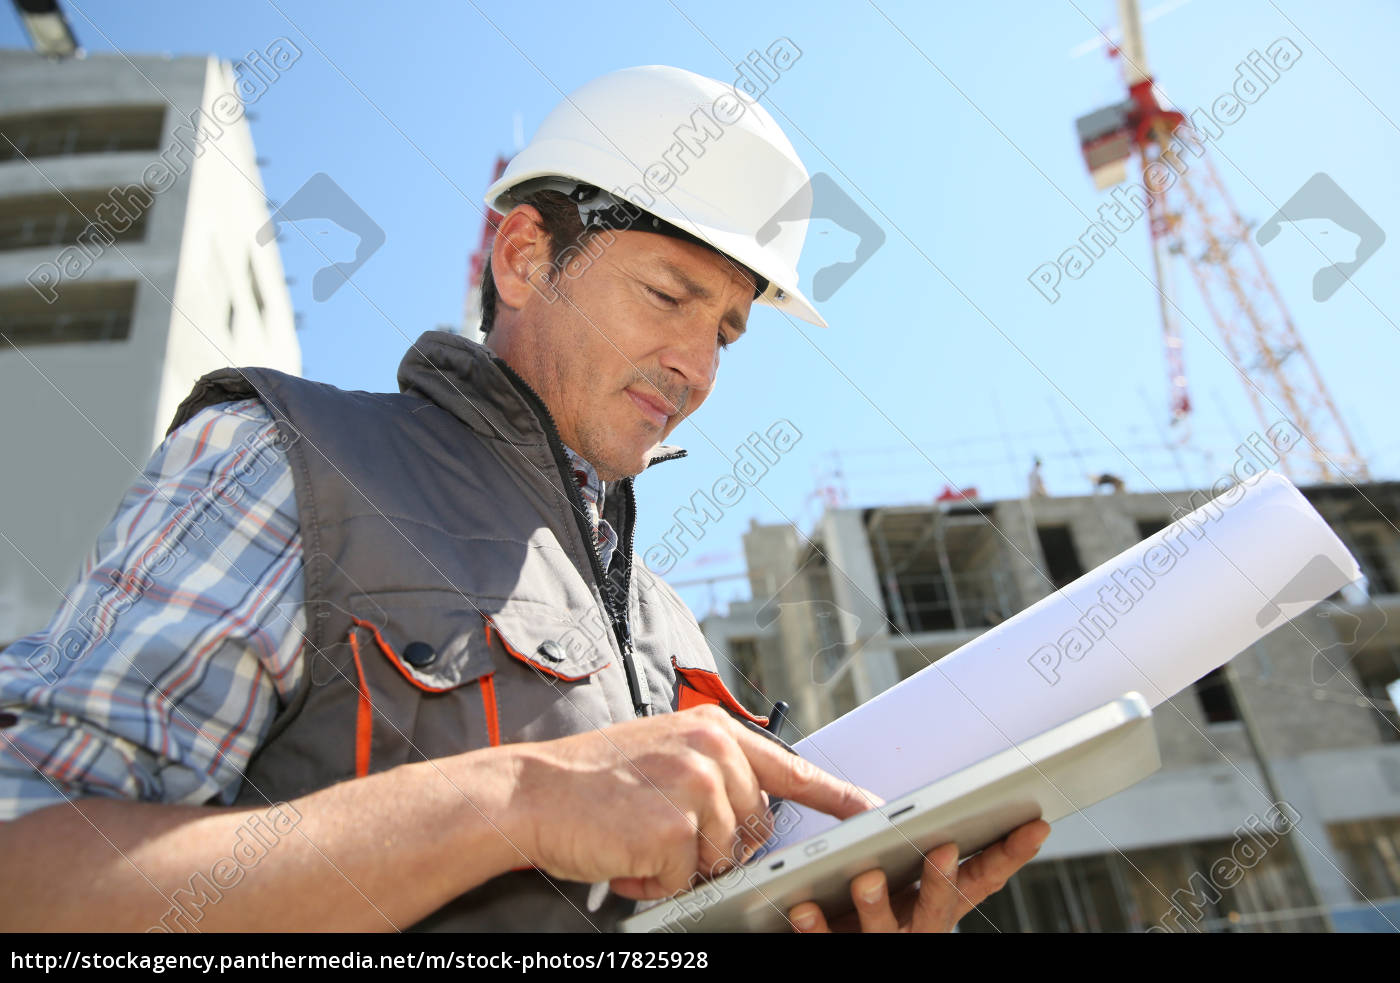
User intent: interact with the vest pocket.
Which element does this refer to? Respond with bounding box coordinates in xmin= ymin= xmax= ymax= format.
xmin=346 ymin=591 xmax=621 ymax=769
xmin=477 ymin=599 xmax=624 ymax=742
xmin=345 ymin=590 xmax=501 ymax=777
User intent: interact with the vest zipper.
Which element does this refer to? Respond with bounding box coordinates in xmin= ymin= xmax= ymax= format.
xmin=495 ymin=362 xmax=650 ymax=718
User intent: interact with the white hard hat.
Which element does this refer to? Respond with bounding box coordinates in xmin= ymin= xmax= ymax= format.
xmin=485 ymin=65 xmax=826 ymax=328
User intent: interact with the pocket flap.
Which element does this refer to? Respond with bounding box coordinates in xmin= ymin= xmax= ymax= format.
xmin=672 ymin=656 xmax=768 ymax=726
xmin=348 ymin=589 xmax=497 ymax=691
xmin=348 ymin=589 xmax=615 ymax=690
xmin=485 ymin=597 xmax=613 ymax=682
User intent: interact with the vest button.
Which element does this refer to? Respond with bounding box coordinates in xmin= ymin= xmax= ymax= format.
xmin=402 ymin=641 xmax=437 ymax=668
xmin=536 ymin=640 xmax=565 ymax=663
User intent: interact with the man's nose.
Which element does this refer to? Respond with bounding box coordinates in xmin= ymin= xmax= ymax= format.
xmin=658 ymin=324 xmax=719 ymax=397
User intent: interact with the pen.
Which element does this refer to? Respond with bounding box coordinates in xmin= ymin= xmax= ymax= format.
xmin=766 ymin=700 xmax=789 ymax=742
xmin=739 ymin=700 xmax=797 ymax=756
xmin=750 ymin=699 xmax=797 ymax=814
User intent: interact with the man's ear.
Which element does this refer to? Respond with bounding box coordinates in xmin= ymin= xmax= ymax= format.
xmin=490 ymin=205 xmax=553 ymax=311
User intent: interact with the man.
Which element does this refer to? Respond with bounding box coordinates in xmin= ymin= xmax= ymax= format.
xmin=0 ymin=65 xmax=1047 ymax=932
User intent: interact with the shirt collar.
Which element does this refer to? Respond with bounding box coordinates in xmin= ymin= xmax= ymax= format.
xmin=562 ymin=444 xmax=605 ymax=512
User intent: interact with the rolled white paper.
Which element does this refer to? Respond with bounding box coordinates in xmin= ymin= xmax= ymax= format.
xmin=775 ymin=471 xmax=1361 ymax=850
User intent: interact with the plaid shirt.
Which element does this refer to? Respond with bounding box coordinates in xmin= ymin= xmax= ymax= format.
xmin=569 ymin=454 xmax=618 ymax=571
xmin=0 ymin=398 xmax=616 ymax=821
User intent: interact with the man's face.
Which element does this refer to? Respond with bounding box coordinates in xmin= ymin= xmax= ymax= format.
xmin=489 ymin=212 xmax=755 ymax=481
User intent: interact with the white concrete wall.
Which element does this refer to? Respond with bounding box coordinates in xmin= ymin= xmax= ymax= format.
xmin=159 ymin=56 xmax=299 ymax=446
xmin=0 ymin=51 xmax=299 ymax=641
xmin=817 ymin=508 xmax=899 ymax=703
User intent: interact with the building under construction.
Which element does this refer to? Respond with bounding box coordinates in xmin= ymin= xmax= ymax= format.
xmin=702 ymin=478 xmax=1400 ymax=932
xmin=0 ymin=47 xmax=301 ymax=643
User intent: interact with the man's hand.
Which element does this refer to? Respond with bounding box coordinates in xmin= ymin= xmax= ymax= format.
xmin=787 ymin=819 xmax=1051 ymax=933
xmin=505 ymin=704 xmax=878 ymax=900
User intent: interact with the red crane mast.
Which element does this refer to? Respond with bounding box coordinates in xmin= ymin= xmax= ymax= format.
xmin=1074 ymin=0 xmax=1368 ymax=482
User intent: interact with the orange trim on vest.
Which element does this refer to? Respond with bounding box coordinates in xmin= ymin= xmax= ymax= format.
xmin=477 ymin=635 xmax=516 ymax=867
xmin=480 ymin=673 xmax=501 ymax=748
xmin=348 ymin=627 xmax=373 ymax=778
xmin=671 ymin=657 xmax=768 ymax=726
xmin=483 ymin=614 xmax=608 ymax=682
xmin=348 ymin=615 xmax=455 ymax=694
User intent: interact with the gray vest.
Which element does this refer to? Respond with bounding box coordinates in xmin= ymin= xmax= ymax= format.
xmin=168 ymin=332 xmax=760 ymax=932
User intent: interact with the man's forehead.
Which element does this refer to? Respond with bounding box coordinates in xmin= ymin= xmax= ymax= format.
xmin=623 ymin=239 xmax=754 ymax=328
xmin=623 ymin=233 xmax=753 ymax=286
xmin=648 ymin=256 xmax=751 ymax=300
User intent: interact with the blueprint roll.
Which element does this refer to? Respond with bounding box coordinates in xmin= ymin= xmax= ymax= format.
xmin=774 ymin=470 xmax=1363 ymax=850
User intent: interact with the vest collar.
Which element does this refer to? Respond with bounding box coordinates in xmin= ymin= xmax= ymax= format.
xmin=396 ymin=330 xmax=687 ymax=471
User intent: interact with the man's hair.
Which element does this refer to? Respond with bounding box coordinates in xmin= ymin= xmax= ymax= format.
xmin=478 ymin=187 xmax=761 ymax=336
xmin=479 ymin=189 xmax=595 ymax=337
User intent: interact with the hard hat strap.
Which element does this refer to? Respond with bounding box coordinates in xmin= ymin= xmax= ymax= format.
xmin=507 ymin=178 xmax=767 ymax=298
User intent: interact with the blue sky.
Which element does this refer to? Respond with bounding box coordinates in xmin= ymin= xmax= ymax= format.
xmin=11 ymin=0 xmax=1397 ymax=616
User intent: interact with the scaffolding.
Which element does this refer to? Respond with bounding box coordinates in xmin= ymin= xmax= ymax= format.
xmin=867 ymin=503 xmax=1022 ymax=634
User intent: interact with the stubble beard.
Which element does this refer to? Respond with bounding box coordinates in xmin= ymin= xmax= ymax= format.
xmin=574 ymin=405 xmax=651 ymax=483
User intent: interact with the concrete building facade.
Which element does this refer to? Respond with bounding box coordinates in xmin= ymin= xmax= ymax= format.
xmin=702 ymin=480 xmax=1400 ymax=931
xmin=0 ymin=50 xmax=301 ymax=643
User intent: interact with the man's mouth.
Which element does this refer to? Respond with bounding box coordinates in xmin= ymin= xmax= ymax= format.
xmin=626 ymin=387 xmax=677 ymax=428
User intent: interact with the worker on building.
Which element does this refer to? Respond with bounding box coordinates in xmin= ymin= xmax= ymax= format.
xmin=1092 ymin=472 xmax=1127 ymax=494
xmin=1028 ymin=456 xmax=1048 ymax=498
xmin=0 ymin=65 xmax=1048 ymax=932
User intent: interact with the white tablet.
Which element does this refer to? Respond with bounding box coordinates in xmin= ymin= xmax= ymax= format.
xmin=619 ymin=692 xmax=1159 ymax=933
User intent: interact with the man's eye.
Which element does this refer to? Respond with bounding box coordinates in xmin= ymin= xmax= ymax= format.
xmin=645 ymin=285 xmax=678 ymax=306
xmin=717 ymin=331 xmax=732 ymax=351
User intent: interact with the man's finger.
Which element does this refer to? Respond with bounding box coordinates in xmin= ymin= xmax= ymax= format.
xmin=850 ymin=869 xmax=901 ymax=933
xmin=691 ymin=762 xmax=743 ymax=879
xmin=689 ymin=719 xmax=771 ymax=857
xmin=729 ymin=721 xmax=881 ymax=820
xmin=911 ymin=843 xmax=963 ymax=932
xmin=949 ymin=819 xmax=1050 ymax=919
xmin=788 ymin=901 xmax=830 ymax=934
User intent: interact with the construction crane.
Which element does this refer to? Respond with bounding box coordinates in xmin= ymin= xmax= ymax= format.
xmin=1074 ymin=0 xmax=1368 ymax=482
